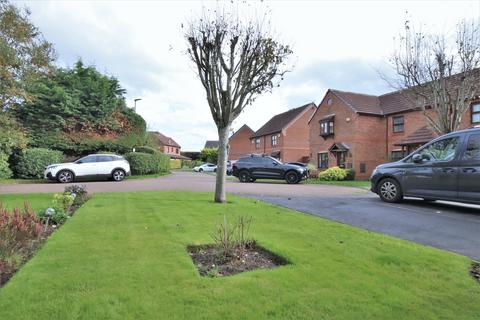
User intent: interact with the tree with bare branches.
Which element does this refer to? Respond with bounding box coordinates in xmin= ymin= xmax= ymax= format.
xmin=387 ymin=19 xmax=480 ymax=134
xmin=184 ymin=9 xmax=292 ymax=203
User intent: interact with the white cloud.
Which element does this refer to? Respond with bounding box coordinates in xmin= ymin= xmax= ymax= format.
xmin=21 ymin=0 xmax=480 ymax=149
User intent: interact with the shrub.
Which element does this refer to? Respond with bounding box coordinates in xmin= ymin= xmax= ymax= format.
xmin=345 ymin=168 xmax=356 ymax=181
xmin=125 ymin=152 xmax=170 ymax=175
xmin=317 ymin=166 xmax=347 ymax=181
xmin=52 ymin=193 xmax=74 ymax=213
xmin=135 ymin=146 xmax=158 ymax=154
xmin=200 ymin=148 xmax=218 ymax=164
xmin=0 ymin=202 xmax=42 ymax=259
xmin=64 ymin=185 xmax=89 ymax=207
xmin=13 ymin=148 xmax=64 ymax=179
xmin=211 ymin=214 xmax=253 ymax=258
xmin=170 ymin=159 xmax=181 ymax=169
xmin=37 ymin=208 xmax=69 ymax=225
xmin=0 ymin=153 xmax=12 ymax=179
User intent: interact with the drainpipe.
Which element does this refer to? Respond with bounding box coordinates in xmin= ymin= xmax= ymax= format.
xmin=385 ymin=115 xmax=389 ymax=160
xmin=264 ymin=135 xmax=266 ymax=155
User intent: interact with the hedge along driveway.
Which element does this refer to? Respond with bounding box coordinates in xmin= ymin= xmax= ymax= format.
xmin=0 ymin=191 xmax=478 ymax=319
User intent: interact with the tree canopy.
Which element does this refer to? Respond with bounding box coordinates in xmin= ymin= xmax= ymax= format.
xmin=0 ymin=0 xmax=56 ymax=109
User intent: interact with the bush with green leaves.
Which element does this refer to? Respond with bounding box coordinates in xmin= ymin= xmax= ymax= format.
xmin=200 ymin=148 xmax=218 ymax=164
xmin=135 ymin=146 xmax=158 ymax=154
xmin=317 ymin=166 xmax=348 ymax=181
xmin=0 ymin=152 xmax=12 ymax=179
xmin=64 ymin=185 xmax=89 ymax=207
xmin=13 ymin=148 xmax=64 ymax=179
xmin=125 ymin=152 xmax=170 ymax=175
xmin=170 ymin=159 xmax=181 ymax=169
xmin=37 ymin=208 xmax=69 ymax=225
xmin=345 ymin=168 xmax=356 ymax=181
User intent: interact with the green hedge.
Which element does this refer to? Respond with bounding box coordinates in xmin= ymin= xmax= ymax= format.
xmin=135 ymin=146 xmax=158 ymax=154
xmin=14 ymin=148 xmax=64 ymax=179
xmin=125 ymin=152 xmax=170 ymax=175
xmin=0 ymin=152 xmax=12 ymax=179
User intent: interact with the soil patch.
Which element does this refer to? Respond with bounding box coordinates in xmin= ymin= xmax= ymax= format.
xmin=471 ymin=262 xmax=480 ymax=283
xmin=187 ymin=242 xmax=288 ymax=277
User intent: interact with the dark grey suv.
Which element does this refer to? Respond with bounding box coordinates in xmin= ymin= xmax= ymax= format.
xmin=371 ymin=127 xmax=480 ymax=204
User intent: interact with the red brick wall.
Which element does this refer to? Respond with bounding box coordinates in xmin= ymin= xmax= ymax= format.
xmin=228 ymin=126 xmax=254 ymax=160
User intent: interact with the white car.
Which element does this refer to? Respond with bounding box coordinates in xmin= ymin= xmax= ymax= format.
xmin=193 ymin=163 xmax=217 ymax=173
xmin=44 ymin=154 xmax=131 ymax=183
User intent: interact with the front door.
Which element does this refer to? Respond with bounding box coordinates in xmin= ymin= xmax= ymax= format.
xmin=74 ymin=155 xmax=99 ymax=178
xmin=336 ymin=152 xmax=345 ymax=168
xmin=457 ymin=133 xmax=480 ymax=203
xmin=402 ymin=135 xmax=461 ymax=199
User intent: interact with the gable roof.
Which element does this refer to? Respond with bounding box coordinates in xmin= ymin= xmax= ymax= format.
xmin=251 ymin=102 xmax=316 ymax=138
xmin=204 ymin=140 xmax=219 ymax=149
xmin=149 ymin=131 xmax=181 ymax=148
xmin=229 ymin=124 xmax=254 ymax=141
xmin=312 ymin=69 xmax=480 ymax=120
xmin=394 ymin=126 xmax=436 ymax=146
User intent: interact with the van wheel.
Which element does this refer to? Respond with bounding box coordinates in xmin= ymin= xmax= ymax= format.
xmin=57 ymin=170 xmax=74 ymax=183
xmin=239 ymin=170 xmax=250 ymax=183
xmin=378 ymin=178 xmax=403 ymax=203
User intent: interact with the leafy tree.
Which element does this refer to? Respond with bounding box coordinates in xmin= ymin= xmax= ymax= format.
xmin=0 ymin=0 xmax=56 ymax=109
xmin=200 ymin=147 xmax=218 ymax=164
xmin=185 ymin=8 xmax=292 ymax=203
xmin=0 ymin=112 xmax=27 ymax=155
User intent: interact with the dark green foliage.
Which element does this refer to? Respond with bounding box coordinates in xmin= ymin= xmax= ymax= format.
xmin=200 ymin=148 xmax=218 ymax=164
xmin=37 ymin=208 xmax=69 ymax=225
xmin=345 ymin=168 xmax=356 ymax=181
xmin=135 ymin=146 xmax=159 ymax=154
xmin=12 ymin=61 xmax=147 ymax=156
xmin=13 ymin=148 xmax=64 ymax=179
xmin=0 ymin=112 xmax=27 ymax=156
xmin=125 ymin=152 xmax=170 ymax=175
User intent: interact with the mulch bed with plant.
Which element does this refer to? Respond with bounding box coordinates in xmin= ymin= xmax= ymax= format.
xmin=471 ymin=262 xmax=480 ymax=283
xmin=0 ymin=185 xmax=90 ymax=287
xmin=188 ymin=214 xmax=288 ymax=277
xmin=188 ymin=242 xmax=288 ymax=277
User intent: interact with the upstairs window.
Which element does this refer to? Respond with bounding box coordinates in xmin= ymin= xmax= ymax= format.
xmin=271 ymin=135 xmax=278 ymax=146
xmin=320 ymin=120 xmax=334 ymax=136
xmin=392 ymin=115 xmax=404 ymax=133
xmin=472 ymin=102 xmax=480 ymax=124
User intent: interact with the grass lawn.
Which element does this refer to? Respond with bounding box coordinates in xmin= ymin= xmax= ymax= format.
xmin=0 ymin=178 xmax=45 ymax=185
xmin=0 ymin=193 xmax=53 ymax=210
xmin=126 ymin=172 xmax=170 ymax=180
xmin=305 ymin=179 xmax=371 ymax=188
xmin=0 ymin=191 xmax=478 ymax=319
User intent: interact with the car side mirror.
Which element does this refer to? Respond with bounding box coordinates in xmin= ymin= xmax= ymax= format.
xmin=412 ymin=154 xmax=422 ymax=164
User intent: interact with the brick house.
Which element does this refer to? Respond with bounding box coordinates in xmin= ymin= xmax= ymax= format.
xmin=228 ymin=124 xmax=254 ymax=160
xmin=250 ymin=103 xmax=317 ymax=162
xmin=149 ymin=131 xmax=189 ymax=160
xmin=309 ymin=89 xmax=480 ymax=179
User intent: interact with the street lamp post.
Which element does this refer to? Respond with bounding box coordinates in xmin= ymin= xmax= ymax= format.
xmin=134 ymin=98 xmax=142 ymax=112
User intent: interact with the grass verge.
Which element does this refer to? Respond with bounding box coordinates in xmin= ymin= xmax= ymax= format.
xmin=0 ymin=191 xmax=478 ymax=319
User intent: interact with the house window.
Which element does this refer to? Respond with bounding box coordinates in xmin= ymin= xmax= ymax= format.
xmin=271 ymin=135 xmax=278 ymax=146
xmin=320 ymin=120 xmax=334 ymax=136
xmin=318 ymin=152 xmax=328 ymax=169
xmin=472 ymin=102 xmax=480 ymax=124
xmin=392 ymin=115 xmax=404 ymax=133
xmin=255 ymin=138 xmax=260 ymax=149
xmin=391 ymin=150 xmax=404 ymax=162
xmin=360 ymin=162 xmax=366 ymax=174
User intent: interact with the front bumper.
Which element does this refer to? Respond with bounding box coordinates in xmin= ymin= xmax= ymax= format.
xmin=44 ymin=170 xmax=56 ymax=181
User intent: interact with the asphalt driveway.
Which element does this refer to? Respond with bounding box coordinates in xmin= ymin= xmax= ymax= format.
xmin=1 ymin=171 xmax=479 ymax=260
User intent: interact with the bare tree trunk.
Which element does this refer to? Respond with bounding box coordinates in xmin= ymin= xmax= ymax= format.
xmin=215 ymin=124 xmax=230 ymax=203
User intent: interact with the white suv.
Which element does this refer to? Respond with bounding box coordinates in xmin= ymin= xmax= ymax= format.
xmin=44 ymin=154 xmax=131 ymax=183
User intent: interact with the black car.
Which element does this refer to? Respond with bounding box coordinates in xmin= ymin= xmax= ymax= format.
xmin=232 ymin=155 xmax=308 ymax=184
xmin=371 ymin=127 xmax=480 ymax=204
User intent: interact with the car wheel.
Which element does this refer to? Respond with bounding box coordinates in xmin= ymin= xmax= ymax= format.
xmin=378 ymin=178 xmax=403 ymax=203
xmin=213 ymin=168 xmax=217 ymax=173
xmin=239 ymin=170 xmax=250 ymax=183
xmin=250 ymin=178 xmax=256 ymax=182
xmin=57 ymin=170 xmax=74 ymax=183
xmin=285 ymin=171 xmax=300 ymax=184
xmin=112 ymin=169 xmax=126 ymax=182
xmin=199 ymin=168 xmax=203 ymax=172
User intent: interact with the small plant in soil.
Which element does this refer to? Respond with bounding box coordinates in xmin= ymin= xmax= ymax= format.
xmin=471 ymin=262 xmax=480 ymax=283
xmin=188 ymin=214 xmax=288 ymax=277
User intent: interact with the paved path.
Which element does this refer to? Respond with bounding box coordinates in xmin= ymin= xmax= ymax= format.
xmin=1 ymin=171 xmax=479 ymax=260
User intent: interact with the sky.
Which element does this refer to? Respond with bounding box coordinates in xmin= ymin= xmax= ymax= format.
xmin=19 ymin=0 xmax=480 ymax=150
